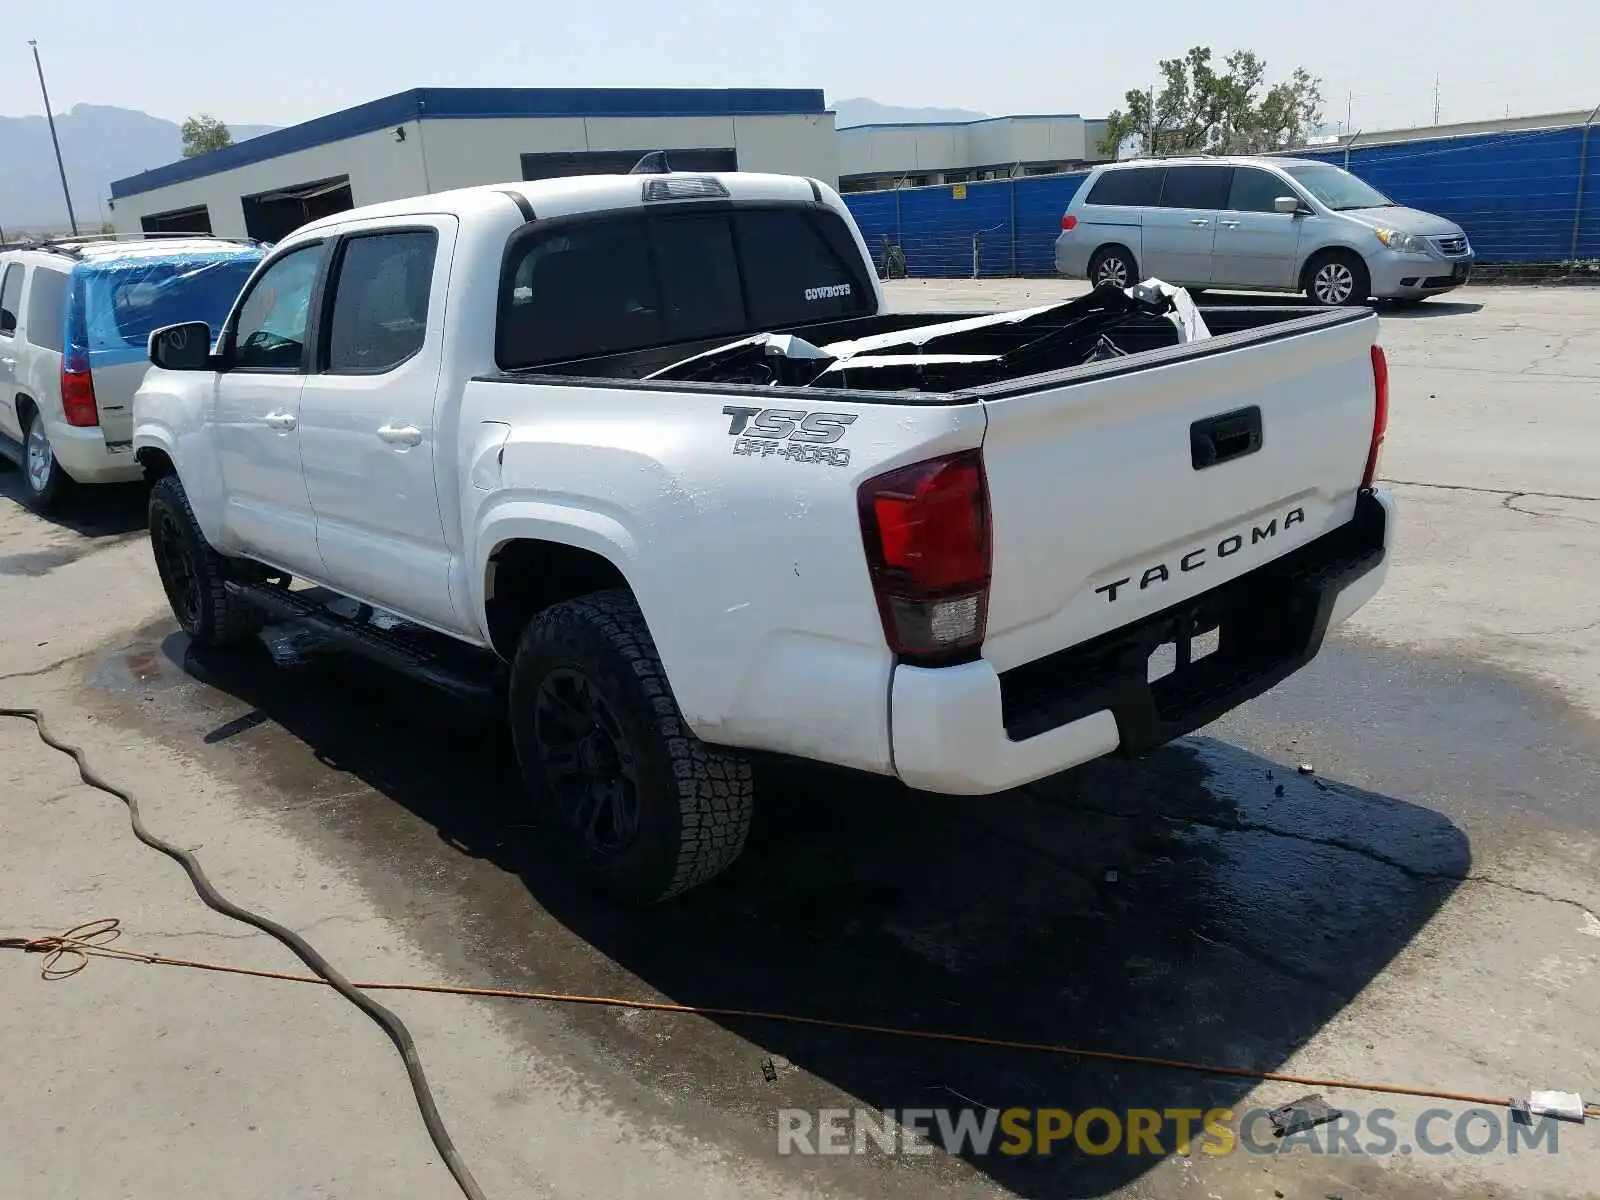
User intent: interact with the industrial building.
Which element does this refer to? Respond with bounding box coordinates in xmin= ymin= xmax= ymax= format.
xmin=108 ymin=87 xmax=837 ymax=241
xmin=837 ymin=114 xmax=1113 ymax=192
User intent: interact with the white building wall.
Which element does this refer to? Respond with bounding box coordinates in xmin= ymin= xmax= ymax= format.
xmin=112 ymin=113 xmax=839 ymax=237
xmin=729 ymin=115 xmax=837 ymax=183
xmin=111 ymin=124 xmax=430 ymax=238
xmin=839 ymin=116 xmax=1111 ymax=183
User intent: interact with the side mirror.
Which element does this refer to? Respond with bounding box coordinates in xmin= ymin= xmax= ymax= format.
xmin=149 ymin=322 xmax=213 ymax=371
xmin=1274 ymin=196 xmax=1305 ymax=215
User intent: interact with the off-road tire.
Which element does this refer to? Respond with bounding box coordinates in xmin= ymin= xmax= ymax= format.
xmin=508 ymin=589 xmax=755 ymax=904
xmin=148 ymin=474 xmax=266 ymax=649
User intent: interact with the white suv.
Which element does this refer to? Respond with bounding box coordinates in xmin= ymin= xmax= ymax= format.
xmin=0 ymin=237 xmax=263 ymax=510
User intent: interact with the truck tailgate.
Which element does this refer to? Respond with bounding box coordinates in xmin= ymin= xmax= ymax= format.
xmin=978 ymin=310 xmax=1380 ymax=673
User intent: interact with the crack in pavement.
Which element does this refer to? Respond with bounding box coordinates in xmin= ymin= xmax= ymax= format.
xmin=0 ymin=633 xmax=152 ymax=687
xmin=1380 ymin=478 xmax=1600 ymax=504
xmin=1165 ymin=811 xmax=1600 ymax=918
xmin=0 ymin=651 xmax=96 ymax=684
xmin=1498 ymin=614 xmax=1600 ymax=639
xmin=1035 ymin=791 xmax=1600 ymax=921
xmin=1502 ymin=492 xmax=1600 ymax=527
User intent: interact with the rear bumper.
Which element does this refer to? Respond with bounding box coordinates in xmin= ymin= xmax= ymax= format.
xmin=1054 ymin=233 xmax=1091 ymax=279
xmin=889 ymin=488 xmax=1394 ymax=794
xmin=45 ymin=419 xmax=144 ymax=485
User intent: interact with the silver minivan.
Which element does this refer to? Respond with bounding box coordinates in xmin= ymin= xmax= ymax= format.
xmin=1055 ymin=156 xmax=1474 ymax=305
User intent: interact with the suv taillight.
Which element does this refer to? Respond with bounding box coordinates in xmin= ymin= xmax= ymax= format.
xmin=61 ymin=352 xmax=99 ymax=428
xmin=858 ymin=450 xmax=992 ymax=665
xmin=1061 ymin=213 xmax=1078 ymax=231
xmin=1364 ymin=345 xmax=1389 ymax=488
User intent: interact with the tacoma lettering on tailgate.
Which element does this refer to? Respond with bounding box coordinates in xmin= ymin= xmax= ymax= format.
xmin=1095 ymin=506 xmax=1307 ymax=603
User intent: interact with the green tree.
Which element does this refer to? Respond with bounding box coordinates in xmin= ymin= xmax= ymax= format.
xmin=180 ymin=114 xmax=233 ymax=158
xmin=1101 ymin=47 xmax=1324 ymax=158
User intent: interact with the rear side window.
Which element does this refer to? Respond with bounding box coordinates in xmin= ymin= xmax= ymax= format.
xmin=497 ymin=206 xmax=874 ymax=368
xmin=325 ymin=230 xmax=438 ymax=373
xmin=24 ymin=267 xmax=69 ymax=353
xmin=0 ymin=264 xmax=22 ymax=336
xmin=1158 ymin=165 xmax=1232 ymax=210
xmin=1227 ymin=168 xmax=1295 ymax=213
xmin=1085 ymin=168 xmax=1165 ymax=207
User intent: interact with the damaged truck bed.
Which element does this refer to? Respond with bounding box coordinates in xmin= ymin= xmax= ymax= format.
xmin=645 ymin=281 xmax=1216 ymax=392
xmin=523 ymin=280 xmax=1337 ymax=396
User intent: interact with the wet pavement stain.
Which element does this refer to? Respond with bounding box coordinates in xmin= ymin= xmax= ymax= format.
xmin=76 ymin=621 xmax=1599 ymax=1199
xmin=0 ymin=546 xmax=90 ymax=576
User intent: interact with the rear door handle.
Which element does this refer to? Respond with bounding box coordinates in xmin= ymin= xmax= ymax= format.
xmin=262 ymin=411 xmax=297 ymax=431
xmin=377 ymin=424 xmax=422 ymax=447
xmin=1220 ymin=220 xmax=1241 ymax=229
xmin=1190 ymin=218 xmax=1211 ymax=226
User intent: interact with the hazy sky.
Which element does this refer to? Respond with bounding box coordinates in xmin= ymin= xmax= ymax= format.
xmin=6 ymin=0 xmax=1596 ymax=133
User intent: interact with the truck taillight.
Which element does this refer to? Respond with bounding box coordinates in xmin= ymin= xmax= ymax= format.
xmin=61 ymin=353 xmax=99 ymax=428
xmin=858 ymin=450 xmax=992 ymax=665
xmin=1364 ymin=344 xmax=1389 ymax=488
xmin=1061 ymin=213 xmax=1078 ymax=231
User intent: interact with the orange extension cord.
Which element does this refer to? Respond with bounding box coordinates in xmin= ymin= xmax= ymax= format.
xmin=8 ymin=918 xmax=1596 ymax=1119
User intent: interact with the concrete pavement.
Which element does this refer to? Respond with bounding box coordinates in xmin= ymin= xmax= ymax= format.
xmin=1 ymin=283 xmax=1597 ymax=1199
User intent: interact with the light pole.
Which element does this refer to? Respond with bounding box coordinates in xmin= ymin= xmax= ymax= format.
xmin=29 ymin=39 xmax=79 ymax=237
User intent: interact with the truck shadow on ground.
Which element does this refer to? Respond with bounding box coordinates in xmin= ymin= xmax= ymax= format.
xmin=0 ymin=466 xmax=148 ymax=539
xmin=139 ymin=625 xmax=1471 ymax=1198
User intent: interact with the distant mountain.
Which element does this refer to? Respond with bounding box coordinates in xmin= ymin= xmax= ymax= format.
xmin=0 ymin=104 xmax=276 ymax=233
xmin=833 ymin=98 xmax=991 ymax=128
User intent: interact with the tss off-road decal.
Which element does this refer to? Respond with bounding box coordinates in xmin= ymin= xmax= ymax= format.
xmin=723 ymin=406 xmax=859 ymax=467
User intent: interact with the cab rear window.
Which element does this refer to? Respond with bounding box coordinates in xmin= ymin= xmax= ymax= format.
xmin=496 ymin=205 xmax=873 ymax=368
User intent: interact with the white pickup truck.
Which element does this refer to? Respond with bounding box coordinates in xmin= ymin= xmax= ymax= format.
xmin=133 ymin=164 xmax=1394 ymax=903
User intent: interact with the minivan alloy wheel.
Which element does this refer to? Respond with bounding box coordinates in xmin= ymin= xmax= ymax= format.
xmin=1094 ymin=257 xmax=1131 ymax=288
xmin=1313 ymin=261 xmax=1357 ymax=305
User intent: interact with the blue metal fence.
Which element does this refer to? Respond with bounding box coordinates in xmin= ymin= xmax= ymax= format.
xmin=843 ymin=119 xmax=1600 ymax=276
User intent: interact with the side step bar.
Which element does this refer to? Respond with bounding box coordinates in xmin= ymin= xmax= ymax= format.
xmin=225 ymin=581 xmax=505 ymax=715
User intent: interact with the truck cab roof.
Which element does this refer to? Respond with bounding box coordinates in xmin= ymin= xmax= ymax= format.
xmin=293 ymin=171 xmax=831 ymax=236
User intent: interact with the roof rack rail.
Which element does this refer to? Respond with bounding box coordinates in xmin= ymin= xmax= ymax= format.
xmin=25 ymin=231 xmax=268 ymax=259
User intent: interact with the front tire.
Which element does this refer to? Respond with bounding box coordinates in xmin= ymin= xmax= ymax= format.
xmin=509 ymin=589 xmax=754 ymax=905
xmin=148 ymin=475 xmax=265 ymax=649
xmin=20 ymin=409 xmax=69 ymax=511
xmin=1304 ymin=251 xmax=1371 ymax=306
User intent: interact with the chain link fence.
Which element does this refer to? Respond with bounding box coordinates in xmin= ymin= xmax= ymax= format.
xmin=845 ymin=113 xmax=1600 ymax=279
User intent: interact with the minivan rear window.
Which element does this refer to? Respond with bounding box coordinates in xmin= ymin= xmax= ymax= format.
xmin=496 ymin=205 xmax=874 ymax=368
xmin=1085 ymin=167 xmax=1166 ymax=207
